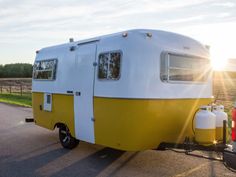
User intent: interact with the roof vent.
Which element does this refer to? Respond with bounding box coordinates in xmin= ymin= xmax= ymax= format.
xmin=69 ymin=38 xmax=74 ymax=43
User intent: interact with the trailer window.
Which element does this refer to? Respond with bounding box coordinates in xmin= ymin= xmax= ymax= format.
xmin=160 ymin=53 xmax=210 ymax=83
xmin=98 ymin=52 xmax=121 ymax=80
xmin=33 ymin=59 xmax=57 ymax=80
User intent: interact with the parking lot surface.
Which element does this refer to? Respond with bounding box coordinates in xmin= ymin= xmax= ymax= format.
xmin=0 ymin=103 xmax=235 ymax=177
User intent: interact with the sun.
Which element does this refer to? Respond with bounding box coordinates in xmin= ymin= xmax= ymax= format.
xmin=211 ymin=57 xmax=228 ymax=71
xmin=210 ymin=49 xmax=228 ymax=71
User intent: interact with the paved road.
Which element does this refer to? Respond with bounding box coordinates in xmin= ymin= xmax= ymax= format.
xmin=0 ymin=103 xmax=235 ymax=177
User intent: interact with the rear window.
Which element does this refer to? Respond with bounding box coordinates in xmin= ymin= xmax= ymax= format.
xmin=160 ymin=53 xmax=210 ymax=83
xmin=33 ymin=59 xmax=57 ymax=80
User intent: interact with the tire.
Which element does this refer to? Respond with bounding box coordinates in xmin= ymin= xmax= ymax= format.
xmin=59 ymin=125 xmax=78 ymax=149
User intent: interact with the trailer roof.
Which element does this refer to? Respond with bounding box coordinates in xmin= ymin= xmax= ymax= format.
xmin=39 ymin=29 xmax=205 ymax=52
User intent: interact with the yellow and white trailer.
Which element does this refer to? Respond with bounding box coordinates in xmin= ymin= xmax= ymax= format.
xmin=32 ymin=29 xmax=212 ymax=151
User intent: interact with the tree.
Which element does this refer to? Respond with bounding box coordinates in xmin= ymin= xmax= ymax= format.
xmin=0 ymin=63 xmax=32 ymax=78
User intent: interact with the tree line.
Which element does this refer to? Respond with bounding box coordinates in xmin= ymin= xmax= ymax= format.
xmin=0 ymin=63 xmax=32 ymax=78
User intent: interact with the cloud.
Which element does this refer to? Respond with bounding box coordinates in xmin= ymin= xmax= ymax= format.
xmin=217 ymin=12 xmax=231 ymax=18
xmin=0 ymin=0 xmax=215 ymax=26
xmin=0 ymin=0 xmax=219 ymax=36
xmin=0 ymin=0 xmax=236 ymax=64
xmin=0 ymin=0 xmax=234 ymax=38
xmin=211 ymin=1 xmax=236 ymax=8
xmin=162 ymin=15 xmax=205 ymax=24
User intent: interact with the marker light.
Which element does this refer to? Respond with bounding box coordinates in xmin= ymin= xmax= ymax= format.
xmin=146 ymin=32 xmax=152 ymax=38
xmin=122 ymin=32 xmax=128 ymax=37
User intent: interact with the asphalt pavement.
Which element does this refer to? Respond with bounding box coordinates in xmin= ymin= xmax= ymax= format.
xmin=0 ymin=102 xmax=235 ymax=177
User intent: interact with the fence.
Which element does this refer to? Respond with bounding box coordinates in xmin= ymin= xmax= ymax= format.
xmin=0 ymin=78 xmax=32 ymax=96
xmin=0 ymin=85 xmax=31 ymax=96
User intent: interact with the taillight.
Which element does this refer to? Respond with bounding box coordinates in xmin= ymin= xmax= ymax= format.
xmin=232 ymin=121 xmax=236 ymax=141
xmin=231 ymin=107 xmax=236 ymax=142
xmin=232 ymin=132 xmax=236 ymax=141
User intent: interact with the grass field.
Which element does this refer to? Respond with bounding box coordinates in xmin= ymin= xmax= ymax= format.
xmin=0 ymin=78 xmax=32 ymax=107
xmin=0 ymin=93 xmax=32 ymax=107
xmin=213 ymin=72 xmax=236 ymax=135
xmin=213 ymin=72 xmax=236 ymax=115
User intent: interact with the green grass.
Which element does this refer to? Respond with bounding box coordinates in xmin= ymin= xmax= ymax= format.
xmin=0 ymin=93 xmax=32 ymax=107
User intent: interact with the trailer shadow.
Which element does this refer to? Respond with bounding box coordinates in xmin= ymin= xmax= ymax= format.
xmin=52 ymin=147 xmax=125 ymax=177
xmin=0 ymin=148 xmax=69 ymax=177
xmin=0 ymin=155 xmax=11 ymax=162
xmin=0 ymin=146 xmax=125 ymax=177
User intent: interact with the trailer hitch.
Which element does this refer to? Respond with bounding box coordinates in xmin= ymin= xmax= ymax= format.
xmin=25 ymin=117 xmax=34 ymax=123
xmin=157 ymin=121 xmax=236 ymax=172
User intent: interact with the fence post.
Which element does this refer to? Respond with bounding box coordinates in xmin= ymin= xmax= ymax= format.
xmin=20 ymin=85 xmax=23 ymax=96
xmin=9 ymin=85 xmax=11 ymax=94
xmin=0 ymin=86 xmax=2 ymax=94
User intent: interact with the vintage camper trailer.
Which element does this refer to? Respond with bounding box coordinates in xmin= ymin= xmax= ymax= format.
xmin=32 ymin=29 xmax=213 ymax=151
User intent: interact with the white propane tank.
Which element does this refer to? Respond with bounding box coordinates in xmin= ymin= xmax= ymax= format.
xmin=195 ymin=105 xmax=216 ymax=145
xmin=212 ymin=105 xmax=228 ymax=141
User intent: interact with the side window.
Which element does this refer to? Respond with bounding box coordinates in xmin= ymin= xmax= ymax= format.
xmin=98 ymin=53 xmax=109 ymax=79
xmin=33 ymin=59 xmax=57 ymax=80
xmin=98 ymin=52 xmax=121 ymax=80
xmin=160 ymin=53 xmax=210 ymax=83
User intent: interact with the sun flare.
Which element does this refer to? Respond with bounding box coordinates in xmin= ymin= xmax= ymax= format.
xmin=210 ymin=49 xmax=229 ymax=71
xmin=211 ymin=57 xmax=228 ymax=71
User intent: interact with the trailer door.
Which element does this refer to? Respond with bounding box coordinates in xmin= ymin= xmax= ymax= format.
xmin=74 ymin=42 xmax=97 ymax=143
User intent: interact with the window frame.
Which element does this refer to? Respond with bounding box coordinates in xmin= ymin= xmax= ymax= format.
xmin=33 ymin=58 xmax=58 ymax=81
xmin=97 ymin=50 xmax=122 ymax=81
xmin=160 ymin=51 xmax=210 ymax=84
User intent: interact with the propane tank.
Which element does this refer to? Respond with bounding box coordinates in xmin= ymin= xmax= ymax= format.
xmin=195 ymin=105 xmax=216 ymax=145
xmin=232 ymin=103 xmax=236 ymax=151
xmin=212 ymin=105 xmax=228 ymax=141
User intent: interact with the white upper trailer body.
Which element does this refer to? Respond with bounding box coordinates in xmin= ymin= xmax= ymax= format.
xmin=32 ymin=29 xmax=213 ymax=151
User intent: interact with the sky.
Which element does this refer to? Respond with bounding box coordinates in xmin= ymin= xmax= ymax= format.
xmin=0 ymin=0 xmax=236 ymax=67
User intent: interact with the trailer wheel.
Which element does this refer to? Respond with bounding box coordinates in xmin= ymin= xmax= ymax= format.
xmin=59 ymin=125 xmax=78 ymax=149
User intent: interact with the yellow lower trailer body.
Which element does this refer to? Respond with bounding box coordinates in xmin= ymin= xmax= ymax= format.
xmin=32 ymin=92 xmax=212 ymax=151
xmin=94 ymin=97 xmax=212 ymax=151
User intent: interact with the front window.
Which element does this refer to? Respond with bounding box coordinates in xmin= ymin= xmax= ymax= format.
xmin=160 ymin=53 xmax=210 ymax=83
xmin=33 ymin=59 xmax=57 ymax=80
